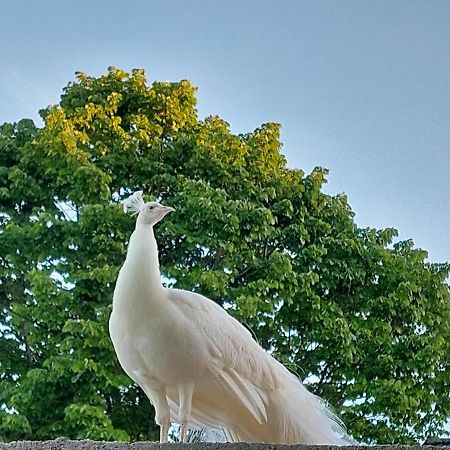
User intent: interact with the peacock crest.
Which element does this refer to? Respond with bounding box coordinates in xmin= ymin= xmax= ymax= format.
xmin=123 ymin=190 xmax=145 ymax=215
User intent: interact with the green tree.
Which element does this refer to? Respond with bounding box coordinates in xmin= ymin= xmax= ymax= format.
xmin=1 ymin=67 xmax=449 ymax=443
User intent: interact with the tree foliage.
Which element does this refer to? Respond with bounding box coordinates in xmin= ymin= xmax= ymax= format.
xmin=1 ymin=67 xmax=449 ymax=443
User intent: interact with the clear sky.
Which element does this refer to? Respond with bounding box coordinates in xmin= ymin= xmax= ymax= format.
xmin=1 ymin=0 xmax=449 ymax=262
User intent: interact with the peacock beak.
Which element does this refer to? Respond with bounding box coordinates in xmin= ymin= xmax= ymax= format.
xmin=161 ymin=206 xmax=175 ymax=214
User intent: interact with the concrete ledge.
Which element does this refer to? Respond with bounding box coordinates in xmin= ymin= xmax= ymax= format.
xmin=1 ymin=441 xmax=450 ymax=450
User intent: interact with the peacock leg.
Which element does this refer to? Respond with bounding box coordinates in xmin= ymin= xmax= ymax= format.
xmin=178 ymin=381 xmax=195 ymax=443
xmin=146 ymin=385 xmax=170 ymax=443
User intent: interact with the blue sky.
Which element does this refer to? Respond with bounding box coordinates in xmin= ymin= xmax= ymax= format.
xmin=1 ymin=0 xmax=449 ymax=262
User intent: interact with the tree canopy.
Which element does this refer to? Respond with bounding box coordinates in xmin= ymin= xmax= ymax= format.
xmin=1 ymin=67 xmax=449 ymax=443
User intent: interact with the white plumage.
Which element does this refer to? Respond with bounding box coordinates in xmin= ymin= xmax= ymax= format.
xmin=109 ymin=191 xmax=352 ymax=444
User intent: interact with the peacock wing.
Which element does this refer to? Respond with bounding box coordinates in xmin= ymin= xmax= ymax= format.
xmin=167 ymin=288 xmax=282 ymax=425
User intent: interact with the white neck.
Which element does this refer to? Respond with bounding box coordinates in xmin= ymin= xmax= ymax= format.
xmin=113 ymin=225 xmax=165 ymax=310
xmin=127 ymin=225 xmax=163 ymax=287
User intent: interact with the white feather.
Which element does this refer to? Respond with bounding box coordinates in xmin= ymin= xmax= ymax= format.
xmin=122 ymin=190 xmax=145 ymax=215
xmin=109 ymin=192 xmax=353 ymax=444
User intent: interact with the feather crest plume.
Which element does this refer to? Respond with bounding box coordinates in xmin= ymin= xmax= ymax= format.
xmin=123 ymin=190 xmax=145 ymax=215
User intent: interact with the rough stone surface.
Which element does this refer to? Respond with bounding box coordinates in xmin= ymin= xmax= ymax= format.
xmin=1 ymin=443 xmax=450 ymax=450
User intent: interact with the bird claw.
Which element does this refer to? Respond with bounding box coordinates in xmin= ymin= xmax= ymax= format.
xmin=160 ymin=423 xmax=169 ymax=443
xmin=180 ymin=422 xmax=188 ymax=443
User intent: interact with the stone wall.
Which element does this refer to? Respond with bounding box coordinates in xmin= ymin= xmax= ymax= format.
xmin=1 ymin=441 xmax=450 ymax=450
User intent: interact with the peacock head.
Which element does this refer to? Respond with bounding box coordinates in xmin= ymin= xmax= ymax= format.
xmin=123 ymin=191 xmax=175 ymax=227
